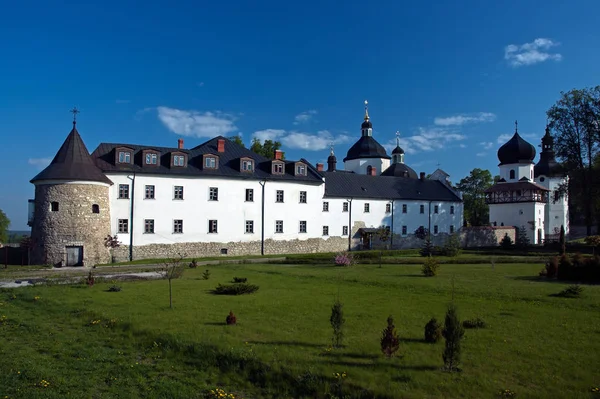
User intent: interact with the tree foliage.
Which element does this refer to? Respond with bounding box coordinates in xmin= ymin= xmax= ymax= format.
xmin=250 ymin=138 xmax=284 ymax=160
xmin=442 ymin=304 xmax=464 ymax=371
xmin=229 ymin=135 xmax=245 ymax=148
xmin=380 ymin=315 xmax=400 ymax=357
xmin=163 ymin=254 xmax=185 ymax=309
xmin=456 ymin=168 xmax=494 ymax=226
xmin=0 ymin=209 xmax=10 ymax=243
xmin=547 ymin=86 xmax=600 ymax=235
xmin=330 ymin=298 xmax=345 ymax=348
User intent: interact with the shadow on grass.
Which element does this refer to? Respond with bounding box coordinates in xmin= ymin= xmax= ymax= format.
xmin=324 ymin=352 xmax=379 ymax=360
xmin=204 ymin=322 xmax=226 ymax=326
xmin=509 ymin=276 xmax=564 ymax=284
xmin=395 ymin=274 xmax=427 ymax=278
xmin=247 ymin=340 xmax=324 ymax=348
xmin=325 ymin=359 xmax=437 ymax=372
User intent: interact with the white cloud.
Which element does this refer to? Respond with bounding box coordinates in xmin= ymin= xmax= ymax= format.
xmin=480 ymin=141 xmax=494 ymax=150
xmin=476 ymin=152 xmax=487 ymax=157
xmin=28 ymin=157 xmax=52 ymax=168
xmin=434 ymin=112 xmax=496 ymax=126
xmin=504 ymin=38 xmax=562 ymax=67
xmin=251 ymin=129 xmax=351 ymax=151
xmin=459 ymin=144 xmax=467 ymax=148
xmin=497 ymin=133 xmax=513 ymax=144
xmin=293 ymin=110 xmax=318 ymax=125
xmin=384 ymin=127 xmax=467 ymax=154
xmin=157 ymin=106 xmax=238 ymax=138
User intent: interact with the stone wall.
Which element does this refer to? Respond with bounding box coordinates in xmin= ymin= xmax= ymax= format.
xmin=460 ymin=226 xmax=516 ymax=247
xmin=31 ymin=183 xmax=112 ymax=266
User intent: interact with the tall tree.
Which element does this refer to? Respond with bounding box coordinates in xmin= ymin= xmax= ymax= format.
xmin=0 ymin=209 xmax=10 ymax=243
xmin=456 ymin=168 xmax=493 ymax=226
xmin=250 ymin=138 xmax=284 ymax=159
xmin=547 ymin=86 xmax=600 ymax=236
xmin=229 ymin=135 xmax=245 ymax=148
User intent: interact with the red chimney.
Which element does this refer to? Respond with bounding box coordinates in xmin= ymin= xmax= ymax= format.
xmin=217 ymin=139 xmax=225 ymax=153
xmin=316 ymin=163 xmax=324 ymax=172
xmin=420 ymin=172 xmax=426 ymax=180
xmin=178 ymin=138 xmax=184 ymax=149
xmin=274 ymin=150 xmax=283 ymax=160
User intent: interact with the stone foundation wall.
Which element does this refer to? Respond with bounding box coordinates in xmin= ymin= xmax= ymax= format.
xmin=460 ymin=226 xmax=516 ymax=247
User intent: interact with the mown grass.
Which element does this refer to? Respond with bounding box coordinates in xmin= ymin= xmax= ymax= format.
xmin=1 ymin=262 xmax=600 ymax=398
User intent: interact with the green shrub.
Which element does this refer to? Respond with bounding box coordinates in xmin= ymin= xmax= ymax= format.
xmin=107 ymin=285 xmax=121 ymax=292
xmin=188 ymin=259 xmax=198 ymax=268
xmin=380 ymin=316 xmax=400 ymax=357
xmin=442 ymin=234 xmax=462 ymax=257
xmin=212 ymin=283 xmax=259 ymax=295
xmin=422 ymin=257 xmax=440 ymax=277
xmin=545 ymin=256 xmax=559 ymax=278
xmin=424 ymin=318 xmax=442 ymax=343
xmin=516 ymin=226 xmax=530 ymax=248
xmin=232 ymin=277 xmax=247 ymax=283
xmin=500 ymin=233 xmax=513 ymax=249
xmin=553 ymin=285 xmax=583 ymax=298
xmin=420 ymin=238 xmax=434 ymax=257
xmin=226 ymin=311 xmax=237 ymax=325
xmin=462 ymin=317 xmax=486 ymax=329
xmin=330 ymin=298 xmax=345 ymax=348
xmin=442 ymin=304 xmax=464 ymax=372
xmin=202 ymin=269 xmax=211 ymax=280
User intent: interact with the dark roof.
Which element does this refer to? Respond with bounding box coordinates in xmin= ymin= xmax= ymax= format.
xmin=497 ymin=132 xmax=536 ymax=165
xmin=380 ymin=163 xmax=418 ymax=179
xmin=534 ymin=127 xmax=563 ymax=177
xmin=391 ymin=145 xmax=405 ymax=155
xmin=91 ymin=136 xmax=323 ymax=183
xmin=485 ymin=181 xmax=550 ymax=193
xmin=361 ymin=120 xmax=372 ymax=129
xmin=343 ymin=136 xmax=390 ymax=162
xmin=31 ymin=123 xmax=112 ymax=185
xmin=322 ymin=172 xmax=462 ymax=201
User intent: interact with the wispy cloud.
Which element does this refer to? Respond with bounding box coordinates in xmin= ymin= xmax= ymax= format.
xmin=252 ymin=129 xmax=350 ymax=151
xmin=28 ymin=157 xmax=52 ymax=169
xmin=197 ymin=82 xmax=205 ymax=87
xmin=157 ymin=106 xmax=238 ymax=138
xmin=504 ymin=38 xmax=562 ymax=67
xmin=497 ymin=133 xmax=513 ymax=144
xmin=476 ymin=152 xmax=487 ymax=157
xmin=480 ymin=141 xmax=494 ymax=150
xmin=459 ymin=144 xmax=467 ymax=148
xmin=293 ymin=110 xmax=318 ymax=125
xmin=434 ymin=112 xmax=496 ymax=126
xmin=384 ymin=127 xmax=467 ymax=155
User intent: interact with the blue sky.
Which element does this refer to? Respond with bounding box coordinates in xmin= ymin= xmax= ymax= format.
xmin=1 ymin=0 xmax=599 ymax=230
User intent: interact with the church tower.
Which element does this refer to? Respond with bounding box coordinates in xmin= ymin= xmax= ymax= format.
xmin=380 ymin=132 xmax=418 ymax=178
xmin=534 ymin=125 xmax=569 ymax=237
xmin=30 ymin=113 xmax=113 ymax=266
xmin=343 ymin=101 xmax=391 ymax=175
xmin=485 ymin=122 xmax=549 ymax=244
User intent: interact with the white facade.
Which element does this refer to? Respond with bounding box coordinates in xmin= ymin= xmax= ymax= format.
xmin=344 ymin=158 xmax=391 ymax=175
xmin=489 ymin=201 xmax=545 ymax=244
xmin=499 ymin=163 xmax=534 ymax=182
xmin=535 ymin=174 xmax=569 ymax=236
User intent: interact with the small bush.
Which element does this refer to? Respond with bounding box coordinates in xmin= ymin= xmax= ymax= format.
xmin=422 ymin=257 xmax=440 ymax=277
xmin=442 ymin=233 xmax=462 ymax=257
xmin=424 ymin=318 xmax=442 ymax=343
xmin=330 ymin=299 xmax=345 ymax=348
xmin=86 ymin=271 xmax=95 ymax=287
xmin=334 ymin=252 xmax=354 ymax=267
xmin=553 ymin=285 xmax=583 ymax=298
xmin=516 ymin=226 xmax=530 ymax=248
xmin=107 ymin=285 xmax=121 ymax=292
xmin=442 ymin=304 xmax=464 ymax=372
xmin=414 ymin=226 xmax=429 ymax=240
xmin=202 ymin=269 xmax=211 ymax=280
xmin=226 ymin=311 xmax=237 ymax=325
xmin=212 ymin=283 xmax=259 ymax=295
xmin=188 ymin=259 xmax=198 ymax=268
xmin=232 ymin=277 xmax=247 ymax=283
xmin=420 ymin=238 xmax=434 ymax=257
xmin=462 ymin=317 xmax=486 ymax=329
xmin=545 ymin=256 xmax=559 ymax=278
xmin=380 ymin=315 xmax=400 ymax=357
xmin=500 ymin=233 xmax=513 ymax=249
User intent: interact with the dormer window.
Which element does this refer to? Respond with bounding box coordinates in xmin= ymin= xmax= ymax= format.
xmin=295 ymin=163 xmax=307 ymax=176
xmin=203 ymin=154 xmax=219 ymax=169
xmin=171 ymin=152 xmax=187 ymax=168
xmin=241 ymin=158 xmax=254 ymax=172
xmin=144 ymin=152 xmax=158 ymax=165
xmin=118 ymin=151 xmax=131 ymax=164
xmin=272 ymin=161 xmax=284 ymax=175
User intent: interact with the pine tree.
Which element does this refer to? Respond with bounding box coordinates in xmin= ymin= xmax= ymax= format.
xmin=330 ymin=298 xmax=345 ymax=348
xmin=420 ymin=237 xmax=434 ymax=257
xmin=380 ymin=316 xmax=400 ymax=357
xmin=559 ymin=225 xmax=566 ymax=255
xmin=442 ymin=304 xmax=464 ymax=371
xmin=516 ymin=226 xmax=530 ymax=248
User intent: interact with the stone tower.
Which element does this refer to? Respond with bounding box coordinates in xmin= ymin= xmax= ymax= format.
xmin=30 ymin=120 xmax=112 ymax=266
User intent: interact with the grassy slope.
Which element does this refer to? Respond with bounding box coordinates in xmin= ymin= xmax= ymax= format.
xmin=1 ymin=263 xmax=599 ymax=398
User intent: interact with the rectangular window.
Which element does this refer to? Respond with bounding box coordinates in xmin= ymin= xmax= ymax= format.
xmin=343 ymin=202 xmax=349 ymax=212
xmin=385 ymin=203 xmax=391 ymax=213
xmin=173 ymin=219 xmax=183 ymax=234
xmin=173 ymin=155 xmax=185 ymax=167
xmin=276 ymin=190 xmax=284 ymax=203
xmin=402 ymin=204 xmax=407 ymax=213
xmin=245 ymin=188 xmax=254 ymax=202
xmin=434 ymin=205 xmax=439 ymax=214
xmin=205 ymin=156 xmax=217 ymax=169
xmin=402 ymin=225 xmax=407 ymax=235
xmin=299 ymin=221 xmax=307 ymax=233
xmin=275 ymin=220 xmax=284 ymax=233
xmin=209 ymin=187 xmax=218 ymax=201
xmin=420 ymin=204 xmax=425 ymax=214
xmin=118 ymin=184 xmax=129 ymax=199
xmin=50 ymin=202 xmax=59 ymax=212
xmin=144 ymin=219 xmax=154 ymax=234
xmin=145 ymin=153 xmax=157 ymax=165
xmin=242 ymin=159 xmax=253 ymax=171
xmin=118 ymin=151 xmax=131 ymax=164
xmin=118 ymin=219 xmax=129 ymax=233
xmin=145 ymin=185 xmax=155 ymax=199
xmin=364 ymin=203 xmax=370 ymax=213
xmin=434 ymin=225 xmax=439 ymax=234
xmin=299 ymin=191 xmax=307 ymax=203
xmin=272 ymin=163 xmax=284 ymax=174
xmin=245 ymin=220 xmax=254 ymax=234
xmin=173 ymin=186 xmax=184 ymax=200
xmin=342 ymin=226 xmax=349 ymax=236
xmin=322 ymin=226 xmax=329 ymax=236
xmin=450 ymin=205 xmax=455 ymax=215
xmin=296 ymin=164 xmax=306 ymax=176
xmin=450 ymin=225 xmax=455 ymax=234
xmin=322 ymin=201 xmax=329 ymax=212
xmin=208 ymin=220 xmax=218 ymax=233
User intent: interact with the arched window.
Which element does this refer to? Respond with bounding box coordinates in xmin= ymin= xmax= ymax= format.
xmin=366 ymin=165 xmax=373 ymax=175
xmin=92 ymin=204 xmax=100 ymax=214
xmin=509 ymin=169 xmax=515 ymax=179
xmin=50 ymin=202 xmax=59 ymax=212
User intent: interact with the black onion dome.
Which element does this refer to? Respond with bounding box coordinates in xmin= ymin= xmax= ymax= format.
xmin=327 ymin=153 xmax=337 ymax=162
xmin=392 ymin=145 xmax=405 ymax=155
xmin=361 ymin=119 xmax=373 ymax=129
xmin=343 ymin=136 xmax=391 ymax=161
xmin=497 ymin=132 xmax=536 ymax=165
xmin=380 ymin=163 xmax=418 ymax=178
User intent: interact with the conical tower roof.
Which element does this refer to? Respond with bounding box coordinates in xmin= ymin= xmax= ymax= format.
xmin=31 ymin=122 xmax=112 ymax=184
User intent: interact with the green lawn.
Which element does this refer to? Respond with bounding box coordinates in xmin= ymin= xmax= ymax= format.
xmin=1 ymin=262 xmax=599 ymax=398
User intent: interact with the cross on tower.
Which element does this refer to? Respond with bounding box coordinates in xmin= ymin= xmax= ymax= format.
xmin=514 ymin=120 xmax=518 ymax=133
xmin=329 ymin=141 xmax=334 ymax=155
xmin=395 ymin=130 xmax=400 ymax=146
xmin=70 ymin=107 xmax=80 ymax=123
